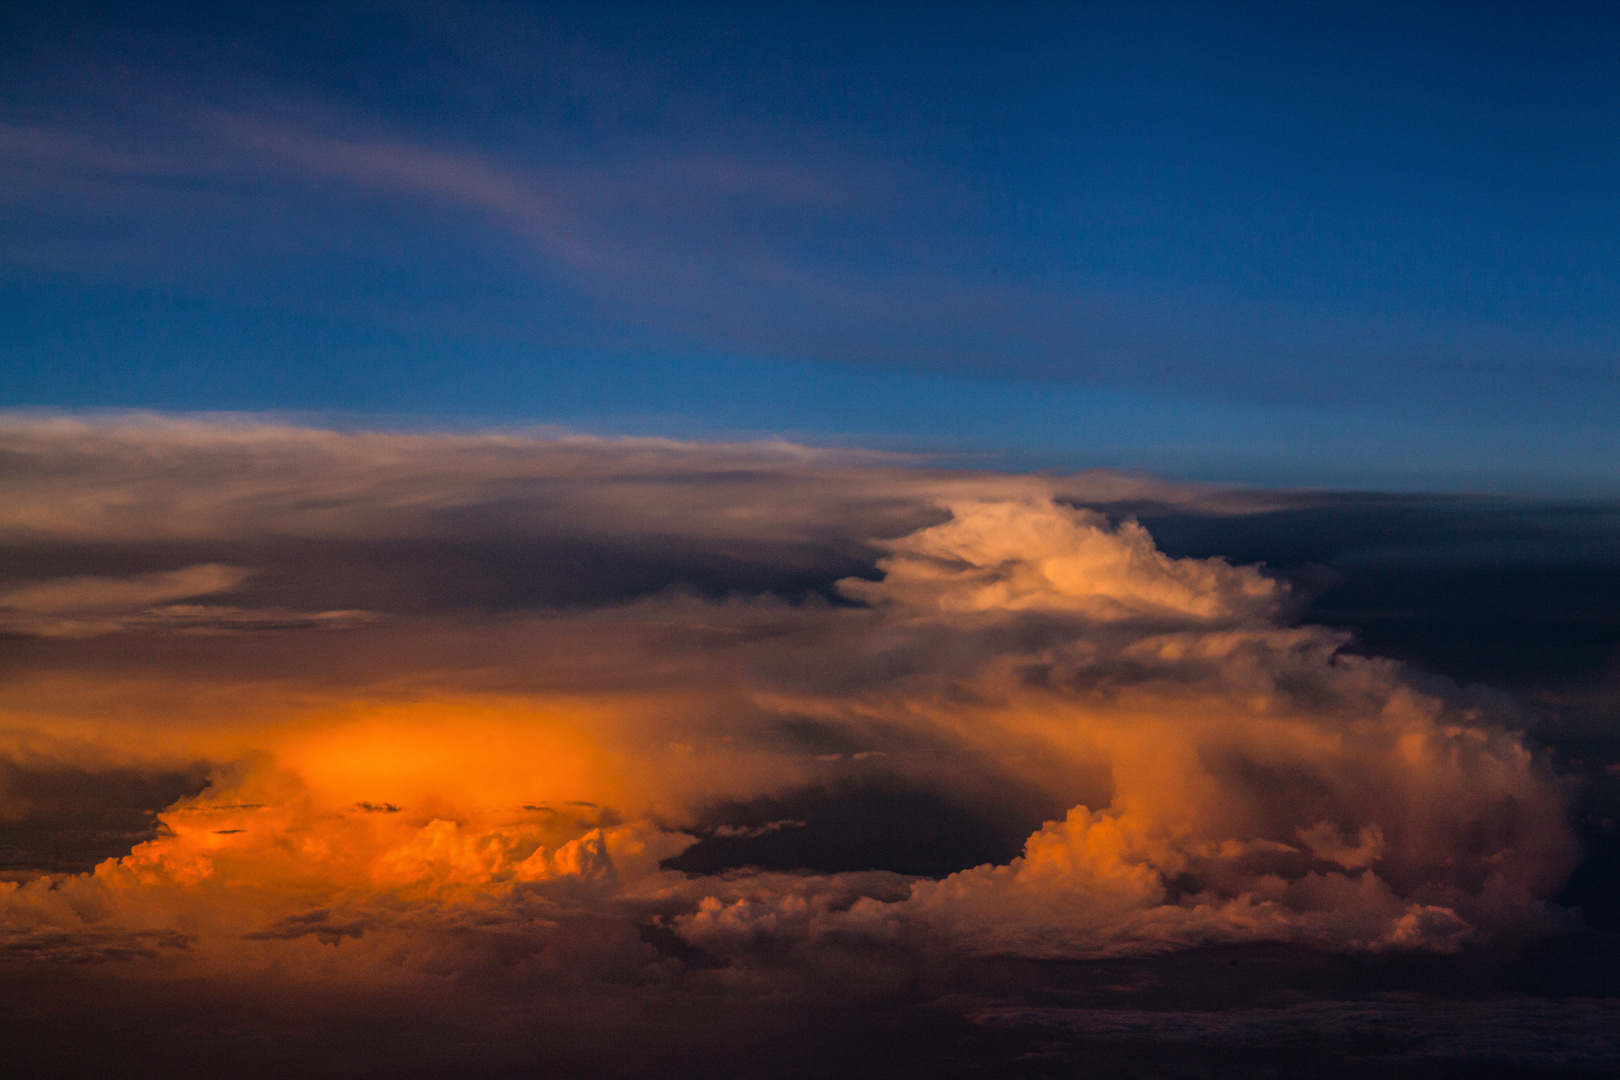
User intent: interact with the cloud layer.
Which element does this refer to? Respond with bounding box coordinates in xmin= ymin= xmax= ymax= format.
xmin=0 ymin=418 xmax=1581 ymax=1006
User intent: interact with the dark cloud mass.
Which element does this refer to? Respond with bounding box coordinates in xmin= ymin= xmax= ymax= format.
xmin=0 ymin=418 xmax=1617 ymax=1077
xmin=0 ymin=758 xmax=210 ymax=874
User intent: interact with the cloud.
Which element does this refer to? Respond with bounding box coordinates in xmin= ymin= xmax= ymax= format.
xmin=653 ymin=501 xmax=1574 ymax=960
xmin=0 ymin=413 xmax=1303 ymax=543
xmin=210 ymin=112 xmax=606 ymax=269
xmin=0 ymin=564 xmax=252 ymax=614
xmin=0 ymin=927 xmax=195 ymax=964
xmin=0 ymin=419 xmax=1582 ymax=1018
xmin=839 ymin=498 xmax=1282 ymax=621
xmin=0 ymin=562 xmax=377 ymax=637
xmin=709 ymin=820 xmax=805 ymax=839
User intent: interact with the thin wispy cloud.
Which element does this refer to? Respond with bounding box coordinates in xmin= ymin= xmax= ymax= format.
xmin=0 ymin=563 xmax=375 ymax=637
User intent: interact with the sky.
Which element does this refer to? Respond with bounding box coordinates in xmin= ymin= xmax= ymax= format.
xmin=4 ymin=1 xmax=1620 ymax=490
xmin=4 ymin=5 xmax=1620 ymax=1078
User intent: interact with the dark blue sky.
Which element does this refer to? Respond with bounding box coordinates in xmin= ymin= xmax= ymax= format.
xmin=4 ymin=1 xmax=1619 ymax=491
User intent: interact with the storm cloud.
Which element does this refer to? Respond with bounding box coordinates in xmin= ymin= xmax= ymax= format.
xmin=0 ymin=416 xmax=1611 ymax=1076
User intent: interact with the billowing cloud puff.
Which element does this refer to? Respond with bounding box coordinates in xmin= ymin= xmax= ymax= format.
xmin=673 ymin=500 xmax=1574 ymax=959
xmin=841 ymin=498 xmax=1280 ymax=622
xmin=0 ymin=420 xmax=1580 ymax=1000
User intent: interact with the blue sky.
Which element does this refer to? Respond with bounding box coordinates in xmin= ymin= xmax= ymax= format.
xmin=4 ymin=1 xmax=1619 ymax=491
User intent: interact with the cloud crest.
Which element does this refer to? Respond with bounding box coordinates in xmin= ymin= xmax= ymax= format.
xmin=684 ymin=499 xmax=1572 ymax=958
xmin=841 ymin=498 xmax=1281 ymax=621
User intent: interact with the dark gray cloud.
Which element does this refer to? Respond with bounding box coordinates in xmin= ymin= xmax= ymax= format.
xmin=0 ymin=757 xmax=210 ymax=874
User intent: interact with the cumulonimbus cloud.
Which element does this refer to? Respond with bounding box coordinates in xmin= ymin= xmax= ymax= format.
xmin=0 ymin=418 xmax=1578 ymax=996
